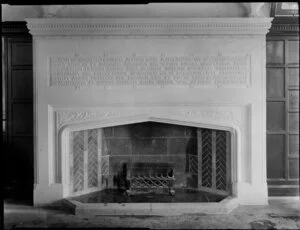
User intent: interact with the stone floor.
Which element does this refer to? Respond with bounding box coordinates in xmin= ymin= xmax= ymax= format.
xmin=3 ymin=197 xmax=300 ymax=229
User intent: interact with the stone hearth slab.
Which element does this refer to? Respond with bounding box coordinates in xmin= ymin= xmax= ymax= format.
xmin=62 ymin=196 xmax=239 ymax=217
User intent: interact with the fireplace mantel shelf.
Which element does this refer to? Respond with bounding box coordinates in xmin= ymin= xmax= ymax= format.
xmin=25 ymin=18 xmax=273 ymax=36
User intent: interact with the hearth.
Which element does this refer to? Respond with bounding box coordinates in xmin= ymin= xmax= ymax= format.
xmin=70 ymin=188 xmax=226 ymax=203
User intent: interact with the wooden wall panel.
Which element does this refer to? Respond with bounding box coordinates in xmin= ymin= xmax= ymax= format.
xmin=267 ymin=135 xmax=285 ymax=179
xmin=11 ymin=42 xmax=32 ymax=66
xmin=288 ymin=40 xmax=299 ymax=64
xmin=267 ymin=18 xmax=299 ymax=196
xmin=266 ymin=40 xmax=284 ymax=64
xmin=267 ymin=102 xmax=285 ymax=131
xmin=267 ymin=68 xmax=285 ymax=98
xmin=11 ymin=103 xmax=33 ymax=135
xmin=288 ymin=68 xmax=299 ymax=87
xmin=11 ymin=70 xmax=33 ymax=100
xmin=289 ymin=113 xmax=299 ymax=132
xmin=289 ymin=135 xmax=299 ymax=156
xmin=2 ymin=22 xmax=33 ymax=201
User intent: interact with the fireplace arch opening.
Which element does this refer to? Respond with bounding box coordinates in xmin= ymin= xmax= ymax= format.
xmin=64 ymin=121 xmax=233 ymax=203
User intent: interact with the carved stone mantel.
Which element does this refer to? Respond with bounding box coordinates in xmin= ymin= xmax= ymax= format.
xmin=25 ymin=18 xmax=273 ymax=36
xmin=28 ymin=17 xmax=272 ymax=206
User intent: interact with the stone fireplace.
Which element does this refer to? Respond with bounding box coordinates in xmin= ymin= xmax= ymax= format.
xmin=26 ymin=18 xmax=272 ymax=210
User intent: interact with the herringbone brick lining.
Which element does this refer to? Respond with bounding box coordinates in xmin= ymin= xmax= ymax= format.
xmin=101 ymin=156 xmax=109 ymax=176
xmin=73 ymin=131 xmax=84 ymax=192
xmin=202 ymin=129 xmax=212 ymax=188
xmin=216 ymin=131 xmax=227 ymax=191
xmin=88 ymin=129 xmax=98 ymax=188
xmin=189 ymin=155 xmax=198 ymax=175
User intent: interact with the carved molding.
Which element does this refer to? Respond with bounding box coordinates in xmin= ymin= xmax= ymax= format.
xmin=25 ymin=18 xmax=273 ymax=36
xmin=56 ymin=109 xmax=151 ymax=128
xmin=270 ymin=24 xmax=299 ymax=32
xmin=1 ymin=22 xmax=30 ymax=35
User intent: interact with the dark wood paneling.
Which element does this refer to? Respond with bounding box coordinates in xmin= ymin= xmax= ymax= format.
xmin=11 ymin=70 xmax=33 ymax=100
xmin=288 ymin=40 xmax=299 ymax=64
xmin=267 ymin=18 xmax=299 ymax=196
xmin=11 ymin=42 xmax=33 ymax=67
xmin=289 ymin=159 xmax=299 ymax=179
xmin=11 ymin=103 xmax=33 ymax=135
xmin=289 ymin=112 xmax=299 ymax=132
xmin=267 ymin=102 xmax=286 ymax=131
xmin=268 ymin=186 xmax=299 ymax=196
xmin=289 ymin=135 xmax=299 ymax=155
xmin=267 ymin=68 xmax=285 ymax=98
xmin=288 ymin=90 xmax=299 ymax=109
xmin=288 ymin=68 xmax=299 ymax=87
xmin=10 ymin=137 xmax=34 ymax=181
xmin=266 ymin=40 xmax=285 ymax=64
xmin=267 ymin=135 xmax=285 ymax=179
xmin=2 ymin=22 xmax=33 ymax=201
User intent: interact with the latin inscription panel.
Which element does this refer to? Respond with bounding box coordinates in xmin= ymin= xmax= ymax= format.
xmin=49 ymin=53 xmax=250 ymax=88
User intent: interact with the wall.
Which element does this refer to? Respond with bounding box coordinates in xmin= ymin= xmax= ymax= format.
xmin=1 ymin=3 xmax=272 ymax=21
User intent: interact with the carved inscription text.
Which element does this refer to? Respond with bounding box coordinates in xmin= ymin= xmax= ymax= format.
xmin=49 ymin=53 xmax=250 ymax=88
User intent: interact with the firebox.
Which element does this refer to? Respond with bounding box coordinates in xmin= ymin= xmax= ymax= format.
xmin=68 ymin=122 xmax=231 ymax=202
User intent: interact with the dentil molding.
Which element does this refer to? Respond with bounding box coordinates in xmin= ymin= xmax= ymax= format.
xmin=25 ymin=18 xmax=273 ymax=36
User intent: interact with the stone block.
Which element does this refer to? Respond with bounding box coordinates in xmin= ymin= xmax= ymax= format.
xmin=185 ymin=127 xmax=198 ymax=137
xmin=150 ymin=122 xmax=186 ymax=137
xmin=173 ymin=173 xmax=187 ymax=188
xmin=127 ymin=122 xmax=186 ymax=138
xmin=113 ymin=125 xmax=132 ymax=137
xmin=133 ymin=138 xmax=167 ymax=155
xmin=161 ymin=155 xmax=186 ymax=173
xmin=131 ymin=155 xmax=164 ymax=163
xmin=187 ymin=174 xmax=198 ymax=189
xmin=109 ymin=155 xmax=132 ymax=176
xmin=168 ymin=138 xmax=197 ymax=155
xmin=102 ymin=127 xmax=113 ymax=137
xmin=102 ymin=138 xmax=132 ymax=155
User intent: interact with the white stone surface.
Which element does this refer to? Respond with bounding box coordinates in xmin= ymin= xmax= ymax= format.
xmin=26 ymin=18 xmax=272 ymax=206
xmin=63 ymin=196 xmax=239 ymax=216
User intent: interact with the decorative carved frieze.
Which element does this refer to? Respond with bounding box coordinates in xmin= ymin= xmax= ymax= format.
xmin=180 ymin=109 xmax=241 ymax=127
xmin=57 ymin=111 xmax=121 ymax=128
xmin=25 ymin=18 xmax=273 ymax=36
xmin=49 ymin=53 xmax=251 ymax=89
xmin=182 ymin=110 xmax=235 ymax=121
xmin=56 ymin=108 xmax=241 ymax=129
